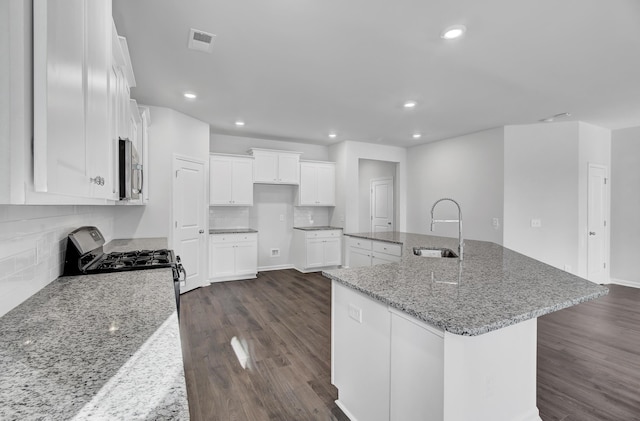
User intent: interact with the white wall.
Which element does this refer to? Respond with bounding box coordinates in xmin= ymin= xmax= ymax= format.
xmin=504 ymin=122 xmax=580 ymax=271
xmin=329 ymin=141 xmax=407 ymax=233
xmin=610 ymin=126 xmax=640 ymax=286
xmin=0 ymin=205 xmax=116 ymax=317
xmin=210 ymin=133 xmax=330 ymax=161
xmin=114 ymin=106 xmax=210 ymax=241
xmin=406 ymin=128 xmax=505 ymax=244
xmin=358 ymin=159 xmax=397 ymax=232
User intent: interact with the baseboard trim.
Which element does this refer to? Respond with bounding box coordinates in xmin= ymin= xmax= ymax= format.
xmin=608 ymin=278 xmax=640 ymax=289
xmin=335 ymin=400 xmax=358 ymax=421
xmin=258 ymin=264 xmax=294 ymax=272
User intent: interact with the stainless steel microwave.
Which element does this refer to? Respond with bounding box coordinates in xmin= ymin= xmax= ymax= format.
xmin=119 ymin=138 xmax=143 ymax=200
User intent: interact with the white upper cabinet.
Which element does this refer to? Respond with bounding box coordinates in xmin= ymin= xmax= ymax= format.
xmin=210 ymin=154 xmax=254 ymax=205
xmin=32 ymin=0 xmax=142 ymax=204
xmin=249 ymin=148 xmax=301 ymax=184
xmin=33 ymin=0 xmax=91 ymax=197
xmin=32 ymin=0 xmax=136 ymax=203
xmin=298 ymin=161 xmax=335 ymax=206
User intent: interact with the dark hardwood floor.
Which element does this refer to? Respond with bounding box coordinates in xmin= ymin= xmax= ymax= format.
xmin=537 ymin=284 xmax=640 ymax=421
xmin=179 ymin=269 xmax=349 ymax=421
xmin=180 ymin=270 xmax=640 ymax=421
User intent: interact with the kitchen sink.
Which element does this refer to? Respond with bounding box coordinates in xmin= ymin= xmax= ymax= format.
xmin=412 ymin=246 xmax=458 ymax=258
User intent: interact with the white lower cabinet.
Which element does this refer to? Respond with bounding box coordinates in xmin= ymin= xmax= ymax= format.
xmin=332 ymin=281 xmax=390 ymax=421
xmin=346 ymin=237 xmax=402 ymax=268
xmin=292 ymin=229 xmax=342 ymax=272
xmin=332 ymin=281 xmax=445 ymax=421
xmin=389 ymin=309 xmax=444 ymax=420
xmin=209 ymin=233 xmax=258 ymax=282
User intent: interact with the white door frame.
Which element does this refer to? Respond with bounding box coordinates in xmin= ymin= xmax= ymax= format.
xmin=370 ymin=177 xmax=394 ymax=232
xmin=586 ymin=163 xmax=609 ymax=283
xmin=171 ymin=154 xmax=208 ymax=292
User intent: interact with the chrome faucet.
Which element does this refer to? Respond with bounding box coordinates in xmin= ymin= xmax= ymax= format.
xmin=430 ymin=198 xmax=464 ymax=260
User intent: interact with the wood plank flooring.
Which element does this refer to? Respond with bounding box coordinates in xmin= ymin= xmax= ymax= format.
xmin=179 ymin=269 xmax=349 ymax=421
xmin=537 ymin=283 xmax=640 ymax=421
xmin=180 ymin=270 xmax=640 ymax=421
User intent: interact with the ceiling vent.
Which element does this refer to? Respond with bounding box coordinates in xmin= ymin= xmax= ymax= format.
xmin=188 ymin=28 xmax=216 ymax=53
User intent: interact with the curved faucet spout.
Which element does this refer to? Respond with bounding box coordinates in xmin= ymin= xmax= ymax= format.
xmin=430 ymin=198 xmax=464 ymax=260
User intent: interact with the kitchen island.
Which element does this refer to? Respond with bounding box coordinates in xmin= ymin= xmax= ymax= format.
xmin=0 ymin=238 xmax=188 ymax=420
xmin=323 ymin=232 xmax=608 ymax=421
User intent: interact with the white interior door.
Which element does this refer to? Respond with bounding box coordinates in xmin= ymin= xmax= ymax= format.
xmin=173 ymin=156 xmax=207 ymax=293
xmin=371 ymin=178 xmax=394 ymax=232
xmin=587 ymin=164 xmax=608 ymax=283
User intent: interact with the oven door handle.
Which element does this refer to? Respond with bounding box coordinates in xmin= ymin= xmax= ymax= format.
xmin=178 ymin=263 xmax=187 ymax=282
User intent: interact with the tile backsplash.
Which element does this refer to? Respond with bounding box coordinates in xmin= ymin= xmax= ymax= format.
xmin=0 ymin=205 xmax=116 ymax=317
xmin=209 ymin=205 xmax=331 ymax=229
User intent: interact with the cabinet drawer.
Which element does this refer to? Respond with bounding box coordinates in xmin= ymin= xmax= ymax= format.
xmin=348 ymin=237 xmax=372 ymax=250
xmin=306 ymin=230 xmax=342 ymax=239
xmin=372 ymin=241 xmax=402 ymax=257
xmin=210 ymin=233 xmax=257 ymax=243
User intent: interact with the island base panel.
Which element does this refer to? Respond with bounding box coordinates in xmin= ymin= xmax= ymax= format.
xmin=443 ymin=318 xmax=542 ymax=421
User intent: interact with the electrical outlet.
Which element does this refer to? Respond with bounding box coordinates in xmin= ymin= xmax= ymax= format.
xmin=348 ymin=304 xmax=362 ymax=323
xmin=279 ymin=214 xmax=284 ymax=222
xmin=531 ymin=218 xmax=542 ymax=228
xmin=270 ymin=248 xmax=280 ymax=257
xmin=492 ymin=218 xmax=500 ymax=229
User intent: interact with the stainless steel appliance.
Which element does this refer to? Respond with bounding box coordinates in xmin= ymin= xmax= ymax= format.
xmin=119 ymin=138 xmax=143 ymax=200
xmin=63 ymin=226 xmax=185 ymax=313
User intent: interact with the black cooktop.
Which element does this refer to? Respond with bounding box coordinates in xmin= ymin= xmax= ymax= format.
xmin=88 ymin=249 xmax=175 ymax=273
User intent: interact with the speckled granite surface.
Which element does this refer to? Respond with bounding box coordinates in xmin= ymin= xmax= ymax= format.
xmin=0 ymin=238 xmax=189 ymax=420
xmin=209 ymin=228 xmax=258 ymax=234
xmin=294 ymin=226 xmax=343 ymax=231
xmin=324 ymin=232 xmax=608 ymax=336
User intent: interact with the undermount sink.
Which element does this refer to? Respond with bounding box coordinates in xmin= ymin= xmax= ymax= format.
xmin=413 ymin=246 xmax=458 ymax=258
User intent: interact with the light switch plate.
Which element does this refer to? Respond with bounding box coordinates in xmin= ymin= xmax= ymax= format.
xmin=531 ymin=218 xmax=542 ymax=228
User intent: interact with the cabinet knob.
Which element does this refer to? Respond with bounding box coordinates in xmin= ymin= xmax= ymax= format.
xmin=199 ymin=229 xmax=205 ymax=234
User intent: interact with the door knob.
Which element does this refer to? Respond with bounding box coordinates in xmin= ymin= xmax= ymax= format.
xmin=387 ymin=222 xmax=392 ymax=225
xmin=589 ymin=231 xmax=596 ymax=236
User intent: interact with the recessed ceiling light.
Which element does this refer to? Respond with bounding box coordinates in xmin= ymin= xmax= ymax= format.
xmin=412 ymin=133 xmax=422 ymax=139
xmin=403 ymin=101 xmax=417 ymax=109
xmin=441 ymin=25 xmax=466 ymax=40
xmin=183 ymin=92 xmax=197 ymax=99
xmin=235 ymin=120 xmax=245 ymax=127
xmin=328 ymin=132 xmax=337 ymax=139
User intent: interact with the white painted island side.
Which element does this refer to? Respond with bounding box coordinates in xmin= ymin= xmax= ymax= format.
xmin=332 ymin=282 xmax=538 ymax=421
xmin=324 ymin=231 xmax=608 ymax=421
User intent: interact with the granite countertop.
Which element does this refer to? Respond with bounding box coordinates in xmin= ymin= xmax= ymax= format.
xmin=324 ymin=232 xmax=608 ymax=336
xmin=294 ymin=226 xmax=343 ymax=231
xmin=0 ymin=238 xmax=189 ymax=420
xmin=209 ymin=228 xmax=258 ymax=234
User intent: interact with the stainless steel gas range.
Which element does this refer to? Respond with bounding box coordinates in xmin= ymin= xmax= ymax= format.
xmin=62 ymin=226 xmax=185 ymax=314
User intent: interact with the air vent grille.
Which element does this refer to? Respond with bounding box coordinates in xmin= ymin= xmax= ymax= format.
xmin=188 ymin=28 xmax=216 ymax=53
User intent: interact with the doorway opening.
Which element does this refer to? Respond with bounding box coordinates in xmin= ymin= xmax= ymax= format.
xmin=358 ymin=159 xmax=398 ymax=233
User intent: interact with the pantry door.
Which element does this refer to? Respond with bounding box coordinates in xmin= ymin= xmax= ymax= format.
xmin=587 ymin=163 xmax=608 ymax=283
xmin=172 ymin=155 xmax=207 ymax=293
xmin=371 ymin=178 xmax=394 ymax=232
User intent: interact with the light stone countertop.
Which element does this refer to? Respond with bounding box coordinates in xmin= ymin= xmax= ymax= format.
xmin=324 ymin=232 xmax=608 ymax=336
xmin=0 ymin=238 xmax=189 ymax=420
xmin=293 ymin=226 xmax=343 ymax=231
xmin=209 ymin=228 xmax=258 ymax=234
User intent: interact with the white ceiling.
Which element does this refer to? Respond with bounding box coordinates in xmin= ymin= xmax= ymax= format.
xmin=112 ymin=0 xmax=640 ymax=147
